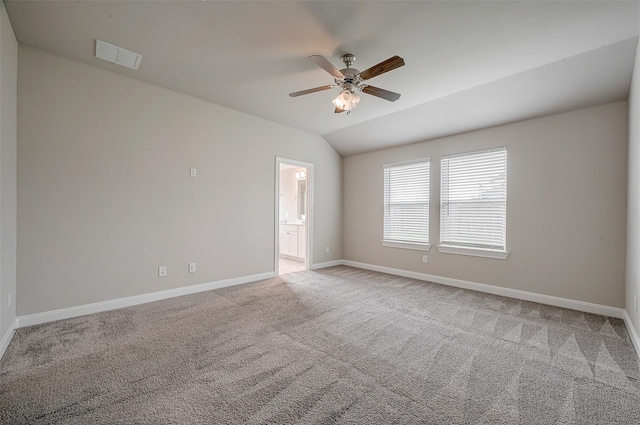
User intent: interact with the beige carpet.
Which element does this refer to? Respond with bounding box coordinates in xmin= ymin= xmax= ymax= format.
xmin=1 ymin=266 xmax=639 ymax=424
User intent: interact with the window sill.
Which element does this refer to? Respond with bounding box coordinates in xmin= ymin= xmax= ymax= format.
xmin=381 ymin=240 xmax=431 ymax=251
xmin=437 ymin=244 xmax=509 ymax=259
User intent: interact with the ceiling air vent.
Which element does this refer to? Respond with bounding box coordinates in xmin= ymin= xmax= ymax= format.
xmin=95 ymin=40 xmax=142 ymax=70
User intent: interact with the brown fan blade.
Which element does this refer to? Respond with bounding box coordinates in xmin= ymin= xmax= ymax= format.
xmin=309 ymin=55 xmax=344 ymax=79
xmin=361 ymin=85 xmax=401 ymax=102
xmin=289 ymin=85 xmax=334 ymax=97
xmin=334 ymin=107 xmax=345 ymax=114
xmin=359 ymin=55 xmax=405 ymax=81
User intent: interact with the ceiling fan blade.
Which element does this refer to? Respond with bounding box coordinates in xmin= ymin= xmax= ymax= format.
xmin=361 ymin=85 xmax=401 ymax=102
xmin=334 ymin=107 xmax=345 ymax=114
xmin=309 ymin=55 xmax=344 ymax=79
xmin=289 ymin=85 xmax=334 ymax=97
xmin=359 ymin=55 xmax=405 ymax=81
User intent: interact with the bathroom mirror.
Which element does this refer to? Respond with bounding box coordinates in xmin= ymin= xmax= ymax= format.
xmin=297 ymin=178 xmax=307 ymax=220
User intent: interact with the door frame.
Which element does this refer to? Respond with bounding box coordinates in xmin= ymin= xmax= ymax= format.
xmin=275 ymin=157 xmax=314 ymax=275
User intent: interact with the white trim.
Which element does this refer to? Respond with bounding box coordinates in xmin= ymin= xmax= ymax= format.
xmin=275 ymin=157 xmax=314 ymax=276
xmin=381 ymin=240 xmax=430 ymax=251
xmin=6 ymin=261 xmax=637 ymax=361
xmin=16 ymin=271 xmax=275 ymax=328
xmin=310 ymin=260 xmax=344 ymax=270
xmin=437 ymin=244 xmax=509 ymax=259
xmin=0 ymin=318 xmax=17 ymax=360
xmin=382 ymin=157 xmax=430 ymax=169
xmin=442 ymin=146 xmax=507 ymax=160
xmin=383 ymin=159 xmax=431 ymax=249
xmin=342 ymin=260 xmax=624 ymax=318
xmin=623 ymin=310 xmax=640 ymax=360
xmin=440 ymin=147 xmax=507 ymax=253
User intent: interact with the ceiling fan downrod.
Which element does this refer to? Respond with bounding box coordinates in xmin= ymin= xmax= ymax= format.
xmin=341 ymin=53 xmax=356 ymax=68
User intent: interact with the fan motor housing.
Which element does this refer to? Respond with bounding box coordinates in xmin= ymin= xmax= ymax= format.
xmin=337 ymin=53 xmax=361 ymax=90
xmin=337 ymin=68 xmax=361 ymax=90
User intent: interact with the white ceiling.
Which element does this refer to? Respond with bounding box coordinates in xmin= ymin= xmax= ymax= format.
xmin=5 ymin=1 xmax=640 ymax=156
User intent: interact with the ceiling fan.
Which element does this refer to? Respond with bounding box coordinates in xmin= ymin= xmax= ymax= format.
xmin=289 ymin=53 xmax=405 ymax=114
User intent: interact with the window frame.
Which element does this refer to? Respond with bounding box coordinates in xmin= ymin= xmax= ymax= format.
xmin=438 ymin=147 xmax=509 ymax=260
xmin=381 ymin=158 xmax=431 ymax=252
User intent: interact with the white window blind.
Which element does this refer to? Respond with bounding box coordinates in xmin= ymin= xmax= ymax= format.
xmin=440 ymin=147 xmax=507 ymax=251
xmin=383 ymin=159 xmax=430 ymax=247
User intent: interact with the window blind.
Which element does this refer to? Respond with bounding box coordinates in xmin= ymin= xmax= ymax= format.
xmin=440 ymin=148 xmax=507 ymax=251
xmin=383 ymin=159 xmax=430 ymax=245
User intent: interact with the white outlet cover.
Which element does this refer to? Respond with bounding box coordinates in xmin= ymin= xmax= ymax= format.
xmin=189 ymin=263 xmax=196 ymax=273
xmin=159 ymin=266 xmax=167 ymax=277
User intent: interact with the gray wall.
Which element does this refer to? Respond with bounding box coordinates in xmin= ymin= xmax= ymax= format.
xmin=0 ymin=1 xmax=17 ymax=341
xmin=627 ymin=41 xmax=640 ymax=331
xmin=17 ymin=46 xmax=342 ymax=316
xmin=343 ymin=101 xmax=628 ymax=308
xmin=11 ymin=43 xmax=634 ymax=320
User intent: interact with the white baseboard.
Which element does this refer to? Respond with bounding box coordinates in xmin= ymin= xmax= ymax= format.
xmin=17 ymin=271 xmax=276 ymax=328
xmin=0 ymin=318 xmax=17 ymax=360
xmin=8 ymin=260 xmax=636 ymax=358
xmin=342 ymin=260 xmax=625 ymax=319
xmin=623 ymin=310 xmax=640 ymax=358
xmin=310 ymin=260 xmax=344 ymax=270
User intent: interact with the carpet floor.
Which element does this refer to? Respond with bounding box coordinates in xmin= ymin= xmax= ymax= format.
xmin=1 ymin=266 xmax=639 ymax=424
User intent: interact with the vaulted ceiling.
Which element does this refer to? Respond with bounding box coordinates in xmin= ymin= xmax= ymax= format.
xmin=5 ymin=1 xmax=640 ymax=156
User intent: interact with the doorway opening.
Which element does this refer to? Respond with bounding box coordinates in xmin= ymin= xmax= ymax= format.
xmin=275 ymin=158 xmax=313 ymax=276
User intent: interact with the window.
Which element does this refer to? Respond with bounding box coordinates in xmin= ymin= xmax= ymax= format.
xmin=439 ymin=147 xmax=508 ymax=259
xmin=382 ymin=159 xmax=430 ymax=251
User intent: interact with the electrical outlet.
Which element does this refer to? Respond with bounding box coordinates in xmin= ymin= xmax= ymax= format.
xmin=8 ymin=293 xmax=11 ymax=308
xmin=190 ymin=167 xmax=197 ymax=177
xmin=422 ymin=255 xmax=428 ymax=264
xmin=189 ymin=262 xmax=196 ymax=273
xmin=325 ymin=246 xmax=330 ymax=254
xmin=635 ymin=294 xmax=638 ymax=312
xmin=158 ymin=266 xmax=167 ymax=277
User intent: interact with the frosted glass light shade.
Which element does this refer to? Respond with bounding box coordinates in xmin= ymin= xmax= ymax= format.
xmin=332 ymin=90 xmax=360 ymax=110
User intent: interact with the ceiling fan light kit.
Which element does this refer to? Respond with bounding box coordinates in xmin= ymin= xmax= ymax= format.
xmin=290 ymin=53 xmax=405 ymax=114
xmin=332 ymin=89 xmax=360 ymax=111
